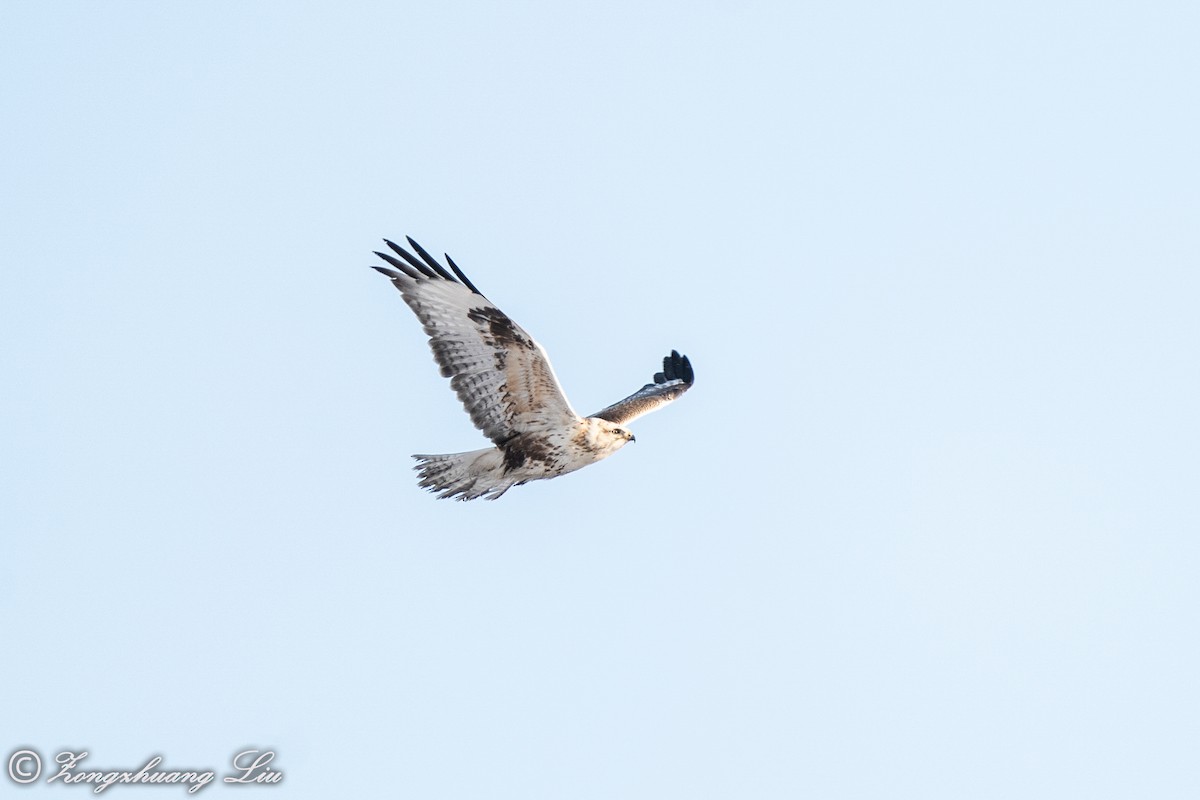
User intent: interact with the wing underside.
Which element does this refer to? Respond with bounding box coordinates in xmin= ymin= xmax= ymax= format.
xmin=372 ymin=237 xmax=578 ymax=445
xmin=590 ymin=350 xmax=694 ymax=426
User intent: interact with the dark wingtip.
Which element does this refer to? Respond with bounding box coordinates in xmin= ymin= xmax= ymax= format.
xmin=445 ymin=253 xmax=483 ymax=295
xmin=383 ymin=238 xmax=438 ymax=278
xmin=661 ymin=350 xmax=694 ymax=385
xmin=371 ymin=265 xmax=409 ymax=290
xmin=373 ymin=250 xmax=422 ymax=280
xmin=406 ymin=236 xmax=458 ymax=282
xmin=376 ymin=234 xmax=486 ymax=296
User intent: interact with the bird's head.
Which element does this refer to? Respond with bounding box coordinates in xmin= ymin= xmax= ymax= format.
xmin=583 ymin=417 xmax=636 ymax=455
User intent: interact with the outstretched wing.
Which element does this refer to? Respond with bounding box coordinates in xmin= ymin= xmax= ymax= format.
xmin=590 ymin=350 xmax=694 ymax=426
xmin=373 ymin=237 xmax=579 ymax=445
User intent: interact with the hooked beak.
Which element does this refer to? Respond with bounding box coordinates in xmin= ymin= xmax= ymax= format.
xmin=629 ymin=434 xmax=636 ymax=444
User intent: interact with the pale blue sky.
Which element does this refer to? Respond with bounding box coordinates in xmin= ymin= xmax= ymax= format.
xmin=2 ymin=2 xmax=1198 ymax=798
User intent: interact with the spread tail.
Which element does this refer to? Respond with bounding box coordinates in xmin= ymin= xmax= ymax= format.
xmin=412 ymin=447 xmax=517 ymax=501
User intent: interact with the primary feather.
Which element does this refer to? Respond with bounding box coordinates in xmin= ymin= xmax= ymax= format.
xmin=373 ymin=236 xmax=694 ymax=500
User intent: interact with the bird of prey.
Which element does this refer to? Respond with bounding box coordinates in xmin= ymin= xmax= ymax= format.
xmin=371 ymin=236 xmax=695 ymax=500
